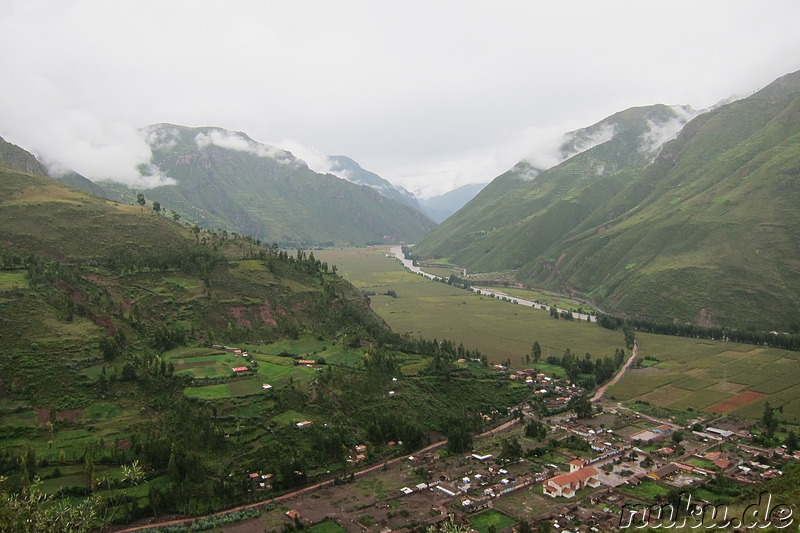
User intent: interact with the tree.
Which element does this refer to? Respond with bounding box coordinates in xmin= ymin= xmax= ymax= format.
xmin=532 ymin=341 xmax=542 ymax=363
xmin=499 ymin=436 xmax=523 ymax=462
xmin=671 ymin=430 xmax=685 ymax=445
xmin=83 ymin=453 xmax=96 ymax=493
xmin=152 ymin=201 xmax=161 ymax=214
xmin=0 ymin=479 xmax=101 ymax=532
xmin=623 ymin=326 xmax=635 ymax=350
xmin=426 ymin=517 xmax=471 ymax=533
xmin=136 ymin=192 xmax=146 ymax=211
xmin=763 ymin=401 xmax=777 ymax=438
xmin=784 ymin=430 xmax=798 ymax=453
xmin=568 ymin=394 xmax=593 ymax=419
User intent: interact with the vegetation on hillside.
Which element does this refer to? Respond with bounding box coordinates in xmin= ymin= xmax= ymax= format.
xmin=96 ymin=124 xmax=436 ymax=246
xmin=414 ymin=71 xmax=800 ymax=331
xmin=0 ymin=168 xmax=522 ymax=528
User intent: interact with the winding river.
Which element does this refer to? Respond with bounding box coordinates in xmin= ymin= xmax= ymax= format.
xmin=388 ymin=245 xmax=596 ymax=322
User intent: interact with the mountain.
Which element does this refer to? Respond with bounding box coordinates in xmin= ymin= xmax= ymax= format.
xmin=0 ymin=135 xmax=49 ymax=176
xmin=419 ymin=182 xmax=488 ymax=222
xmin=1 ymin=135 xmax=110 ymax=198
xmin=97 ymin=124 xmax=435 ymax=246
xmin=327 ymin=155 xmax=422 ymax=212
xmin=414 ymin=71 xmax=800 ymax=330
xmin=0 ymin=166 xmax=525 ymax=526
xmin=415 ymin=104 xmax=697 ymax=268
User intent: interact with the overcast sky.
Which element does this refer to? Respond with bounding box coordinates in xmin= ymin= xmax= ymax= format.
xmin=2 ymin=1 xmax=799 ymax=198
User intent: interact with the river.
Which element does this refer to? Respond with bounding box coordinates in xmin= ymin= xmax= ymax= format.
xmin=388 ymin=245 xmax=595 ymax=322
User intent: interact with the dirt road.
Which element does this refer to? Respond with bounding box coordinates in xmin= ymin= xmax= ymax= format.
xmin=590 ymin=340 xmax=638 ymax=402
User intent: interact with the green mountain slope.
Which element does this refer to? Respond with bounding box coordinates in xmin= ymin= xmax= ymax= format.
xmin=415 ymin=104 xmax=695 ymax=269
xmin=99 ymin=125 xmax=435 ymax=246
xmin=0 ymin=167 xmax=524 ymax=527
xmin=0 ymin=166 xmax=388 ymax=374
xmin=415 ymin=70 xmax=800 ymax=330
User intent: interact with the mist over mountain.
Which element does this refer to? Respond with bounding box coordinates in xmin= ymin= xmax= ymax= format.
xmin=94 ymin=124 xmax=435 ymax=246
xmin=326 ymin=155 xmax=422 ymax=212
xmin=414 ymin=71 xmax=800 ymax=330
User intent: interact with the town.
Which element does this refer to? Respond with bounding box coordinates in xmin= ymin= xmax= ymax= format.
xmin=216 ymin=350 xmax=798 ymax=533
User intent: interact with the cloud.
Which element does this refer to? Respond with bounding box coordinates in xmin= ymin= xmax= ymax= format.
xmin=33 ymin=113 xmax=176 ymax=188
xmin=639 ymin=105 xmax=700 ymax=156
xmin=560 ymin=124 xmax=617 ymax=161
xmin=270 ymin=139 xmax=339 ymax=176
xmin=194 ymin=130 xmax=294 ymax=164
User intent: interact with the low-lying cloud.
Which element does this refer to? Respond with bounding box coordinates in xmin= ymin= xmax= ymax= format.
xmin=639 ymin=105 xmax=699 ymax=156
xmin=560 ymin=124 xmax=617 ymax=161
xmin=195 ymin=129 xmax=295 ymax=164
xmin=4 ymin=112 xmax=176 ymax=189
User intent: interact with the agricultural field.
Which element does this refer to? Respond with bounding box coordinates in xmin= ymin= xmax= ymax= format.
xmin=609 ymin=333 xmax=800 ymax=424
xmin=315 ymin=247 xmax=626 ymax=368
xmin=315 ymin=247 xmax=800 ymax=424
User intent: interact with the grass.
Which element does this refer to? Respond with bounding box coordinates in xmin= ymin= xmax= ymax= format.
xmin=317 ymin=246 xmax=800 ymax=423
xmin=618 ymin=479 xmax=671 ymax=501
xmin=609 ymin=333 xmax=800 ymax=423
xmin=0 ymin=270 xmax=28 ymax=289
xmin=316 ymin=247 xmax=626 ymax=369
xmin=470 ymin=509 xmax=516 ymax=533
xmin=307 ymin=520 xmax=348 ymax=533
xmin=183 ymin=383 xmax=232 ymax=399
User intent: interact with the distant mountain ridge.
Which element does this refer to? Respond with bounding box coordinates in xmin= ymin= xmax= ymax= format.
xmin=415 ymin=103 xmax=698 ymax=268
xmin=99 ymin=124 xmax=437 ymax=246
xmin=414 ymin=70 xmax=800 ymax=330
xmin=419 ymin=183 xmax=488 ymax=223
xmin=327 ymin=155 xmax=423 ymax=212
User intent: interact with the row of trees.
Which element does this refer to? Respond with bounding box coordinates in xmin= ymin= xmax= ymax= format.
xmin=597 ymin=313 xmax=800 ymax=351
xmin=540 ymin=346 xmax=626 ymax=389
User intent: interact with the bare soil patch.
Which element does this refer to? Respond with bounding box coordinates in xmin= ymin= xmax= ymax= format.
xmin=35 ymin=407 xmax=85 ymax=426
xmin=707 ymin=390 xmax=765 ymax=414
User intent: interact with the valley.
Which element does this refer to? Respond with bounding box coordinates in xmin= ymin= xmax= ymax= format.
xmin=0 ymin=60 xmax=799 ymax=533
xmin=88 ymin=243 xmax=799 ymax=532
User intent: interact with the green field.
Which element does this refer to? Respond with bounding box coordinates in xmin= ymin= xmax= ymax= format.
xmin=316 ymin=246 xmax=800 ymax=423
xmin=0 ymin=269 xmax=28 ymax=289
xmin=307 ymin=520 xmax=348 ymax=533
xmin=316 ymin=247 xmax=626 ymax=369
xmin=610 ymin=333 xmax=800 ymax=424
xmin=165 ymin=347 xmax=247 ymax=379
xmin=469 ymin=509 xmax=517 ymax=533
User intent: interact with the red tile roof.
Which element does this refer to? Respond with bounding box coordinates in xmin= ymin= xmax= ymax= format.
xmin=548 ymin=466 xmax=599 ymax=488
